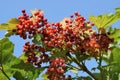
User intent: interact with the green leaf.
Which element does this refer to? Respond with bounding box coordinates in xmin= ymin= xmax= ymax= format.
xmin=108 ymin=28 xmax=120 ymax=43
xmin=0 ymin=38 xmax=44 ymax=80
xmin=19 ymin=53 xmax=28 ymax=61
xmin=51 ymin=48 xmax=67 ymax=59
xmin=5 ymin=30 xmax=15 ymax=37
xmin=89 ymin=8 xmax=120 ymax=29
xmin=116 ymin=8 xmax=120 ymax=18
xmin=7 ymin=18 xmax=19 ymax=24
xmin=13 ymin=71 xmax=27 ymax=80
xmin=73 ymin=76 xmax=92 ymax=80
xmin=70 ymin=68 xmax=78 ymax=74
xmin=0 ymin=18 xmax=19 ymax=30
xmin=41 ymin=73 xmax=49 ymax=80
xmin=0 ymin=38 xmax=14 ymax=64
xmin=102 ymin=47 xmax=120 ymax=80
xmin=102 ymin=50 xmax=113 ymax=63
xmin=11 ymin=60 xmax=44 ymax=80
xmin=0 ymin=71 xmax=8 ymax=80
xmin=93 ymin=73 xmax=107 ymax=80
xmin=116 ymin=8 xmax=120 ymax=13
xmin=119 ymin=74 xmax=120 ymax=80
xmin=1 ymin=57 xmax=44 ymax=80
xmin=111 ymin=48 xmax=120 ymax=71
xmin=32 ymin=33 xmax=43 ymax=44
xmin=109 ymin=71 xmax=119 ymax=80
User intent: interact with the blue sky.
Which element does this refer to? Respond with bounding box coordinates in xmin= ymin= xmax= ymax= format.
xmin=0 ymin=0 xmax=120 ymax=23
xmin=0 ymin=0 xmax=120 ymax=80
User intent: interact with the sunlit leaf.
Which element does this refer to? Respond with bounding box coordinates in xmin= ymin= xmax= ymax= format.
xmin=0 ymin=18 xmax=19 ymax=30
xmin=41 ymin=73 xmax=49 ymax=80
xmin=89 ymin=8 xmax=120 ymax=29
xmin=5 ymin=31 xmax=15 ymax=37
xmin=32 ymin=33 xmax=43 ymax=44
xmin=7 ymin=18 xmax=19 ymax=24
xmin=116 ymin=8 xmax=120 ymax=18
xmin=70 ymin=68 xmax=78 ymax=74
xmin=19 ymin=53 xmax=28 ymax=61
xmin=89 ymin=14 xmax=119 ymax=29
xmin=116 ymin=8 xmax=120 ymax=13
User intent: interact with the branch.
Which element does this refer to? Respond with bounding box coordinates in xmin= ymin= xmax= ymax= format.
xmin=0 ymin=64 xmax=10 ymax=80
xmin=81 ymin=62 xmax=98 ymax=80
xmin=74 ymin=59 xmax=98 ymax=80
xmin=0 ymin=48 xmax=10 ymax=80
xmin=66 ymin=52 xmax=98 ymax=80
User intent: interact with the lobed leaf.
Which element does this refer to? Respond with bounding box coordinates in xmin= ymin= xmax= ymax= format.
xmin=0 ymin=38 xmax=44 ymax=80
xmin=0 ymin=38 xmax=14 ymax=64
xmin=89 ymin=8 xmax=120 ymax=29
xmin=108 ymin=28 xmax=120 ymax=43
xmin=116 ymin=8 xmax=120 ymax=18
xmin=41 ymin=73 xmax=49 ymax=80
xmin=89 ymin=14 xmax=119 ymax=29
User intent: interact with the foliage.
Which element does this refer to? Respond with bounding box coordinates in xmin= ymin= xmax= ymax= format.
xmin=0 ymin=18 xmax=19 ymax=30
xmin=0 ymin=38 xmax=44 ymax=80
xmin=0 ymin=8 xmax=120 ymax=80
xmin=88 ymin=8 xmax=120 ymax=30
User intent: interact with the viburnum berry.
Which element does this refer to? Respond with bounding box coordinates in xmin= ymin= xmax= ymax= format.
xmin=14 ymin=9 xmax=48 ymax=39
xmin=46 ymin=58 xmax=68 ymax=80
xmin=22 ymin=9 xmax=26 ymax=13
xmin=74 ymin=11 xmax=79 ymax=16
xmin=23 ymin=42 xmax=50 ymax=67
xmin=50 ymin=68 xmax=55 ymax=72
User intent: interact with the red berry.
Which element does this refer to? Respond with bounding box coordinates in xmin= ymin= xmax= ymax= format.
xmin=74 ymin=11 xmax=79 ymax=16
xmin=22 ymin=9 xmax=26 ymax=13
xmin=60 ymin=69 xmax=64 ymax=73
xmin=91 ymin=23 xmax=95 ymax=26
xmin=67 ymin=41 xmax=72 ymax=46
xmin=50 ymin=68 xmax=55 ymax=71
xmin=55 ymin=58 xmax=60 ymax=63
xmin=70 ymin=15 xmax=74 ymax=18
xmin=62 ymin=64 xmax=66 ymax=67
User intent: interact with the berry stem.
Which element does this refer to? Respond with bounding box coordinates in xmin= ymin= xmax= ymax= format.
xmin=98 ymin=53 xmax=104 ymax=80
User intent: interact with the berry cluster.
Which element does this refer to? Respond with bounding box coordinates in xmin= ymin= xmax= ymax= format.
xmin=23 ymin=42 xmax=49 ymax=67
xmin=13 ymin=10 xmax=114 ymax=79
xmin=14 ymin=9 xmax=47 ymax=39
xmin=82 ymin=33 xmax=113 ymax=56
xmin=15 ymin=10 xmax=113 ymax=56
xmin=46 ymin=58 xmax=71 ymax=80
xmin=42 ymin=12 xmax=95 ymax=51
